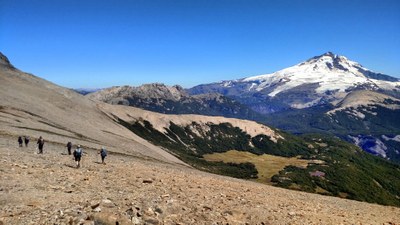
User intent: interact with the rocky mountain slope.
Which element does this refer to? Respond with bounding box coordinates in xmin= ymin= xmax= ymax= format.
xmin=1 ymin=51 xmax=400 ymax=223
xmin=87 ymin=83 xmax=264 ymax=120
xmin=263 ymin=90 xmax=400 ymax=162
xmin=85 ymin=53 xmax=400 ymax=163
xmin=186 ymin=52 xmax=400 ymax=163
xmin=0 ymin=52 xmax=182 ymax=165
xmin=189 ymin=52 xmax=400 ymax=113
xmin=2 ymin=136 xmax=400 ymax=225
xmin=327 ymin=90 xmax=400 ymax=116
xmin=330 ymin=91 xmax=400 ymax=162
xmin=99 ymin=103 xmax=400 ymax=207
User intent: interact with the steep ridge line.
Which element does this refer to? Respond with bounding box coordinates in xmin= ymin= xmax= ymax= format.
xmin=0 ymin=59 xmax=185 ymax=165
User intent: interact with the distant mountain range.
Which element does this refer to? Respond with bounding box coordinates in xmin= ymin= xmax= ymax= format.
xmin=2 ymin=51 xmax=400 ymax=207
xmin=87 ymin=83 xmax=265 ymax=121
xmin=87 ymin=52 xmax=400 ymax=163
xmin=104 ymin=103 xmax=400 ymax=206
xmin=190 ymin=52 xmax=400 ymax=163
xmin=189 ymin=52 xmax=400 ymax=113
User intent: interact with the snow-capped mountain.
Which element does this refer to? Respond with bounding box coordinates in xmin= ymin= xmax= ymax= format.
xmin=189 ymin=52 xmax=400 ymax=113
xmin=189 ymin=52 xmax=400 ymax=162
xmin=243 ymin=52 xmax=399 ymax=96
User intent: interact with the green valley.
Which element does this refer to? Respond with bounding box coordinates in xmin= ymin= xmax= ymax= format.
xmin=117 ymin=117 xmax=400 ymax=207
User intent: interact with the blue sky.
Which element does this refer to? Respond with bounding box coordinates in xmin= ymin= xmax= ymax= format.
xmin=1 ymin=0 xmax=399 ymax=88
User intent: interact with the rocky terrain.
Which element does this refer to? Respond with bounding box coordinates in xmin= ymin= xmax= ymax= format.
xmin=263 ymin=90 xmax=400 ymax=162
xmin=0 ymin=52 xmax=182 ymax=165
xmin=85 ymin=53 xmax=400 ymax=163
xmin=1 ymin=51 xmax=400 ymax=224
xmin=1 ymin=134 xmax=400 ymax=225
xmin=327 ymin=90 xmax=400 ymax=116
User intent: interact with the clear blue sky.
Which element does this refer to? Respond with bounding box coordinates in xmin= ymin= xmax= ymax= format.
xmin=1 ymin=0 xmax=399 ymax=88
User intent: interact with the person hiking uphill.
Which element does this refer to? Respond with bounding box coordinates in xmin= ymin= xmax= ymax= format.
xmin=18 ymin=136 xmax=23 ymax=147
xmin=66 ymin=141 xmax=72 ymax=155
xmin=99 ymin=147 xmax=107 ymax=164
xmin=37 ymin=136 xmax=44 ymax=154
xmin=24 ymin=136 xmax=30 ymax=147
xmin=73 ymin=145 xmax=83 ymax=168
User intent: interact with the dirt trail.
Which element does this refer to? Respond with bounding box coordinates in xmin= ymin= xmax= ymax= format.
xmin=0 ymin=135 xmax=399 ymax=225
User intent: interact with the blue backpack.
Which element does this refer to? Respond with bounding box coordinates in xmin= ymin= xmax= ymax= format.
xmin=74 ymin=148 xmax=82 ymax=157
xmin=101 ymin=149 xmax=107 ymax=157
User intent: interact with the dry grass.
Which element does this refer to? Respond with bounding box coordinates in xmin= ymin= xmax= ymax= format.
xmin=315 ymin=186 xmax=330 ymax=194
xmin=203 ymin=150 xmax=312 ymax=184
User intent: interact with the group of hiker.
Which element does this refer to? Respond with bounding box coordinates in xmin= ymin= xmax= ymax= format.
xmin=18 ymin=136 xmax=108 ymax=168
xmin=18 ymin=136 xmax=44 ymax=153
xmin=17 ymin=136 xmax=30 ymax=147
xmin=66 ymin=141 xmax=108 ymax=168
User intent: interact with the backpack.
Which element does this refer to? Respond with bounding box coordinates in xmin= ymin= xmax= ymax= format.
xmin=74 ymin=148 xmax=82 ymax=157
xmin=101 ymin=149 xmax=107 ymax=157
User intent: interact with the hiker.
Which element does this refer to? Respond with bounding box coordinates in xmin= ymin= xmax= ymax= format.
xmin=18 ymin=136 xmax=23 ymax=147
xmin=73 ymin=145 xmax=83 ymax=168
xmin=66 ymin=141 xmax=72 ymax=155
xmin=24 ymin=136 xmax=30 ymax=147
xmin=37 ymin=136 xmax=44 ymax=154
xmin=99 ymin=147 xmax=107 ymax=164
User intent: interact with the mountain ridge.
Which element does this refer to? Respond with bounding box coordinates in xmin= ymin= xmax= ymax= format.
xmin=84 ymin=52 xmax=400 ymax=163
xmin=87 ymin=83 xmax=265 ymax=120
xmin=0 ymin=52 xmax=184 ymax=165
xmin=189 ymin=52 xmax=400 ymax=112
xmin=185 ymin=52 xmax=400 ymax=162
xmin=0 ymin=52 xmax=14 ymax=68
xmin=1 ymin=51 xmax=400 ymax=224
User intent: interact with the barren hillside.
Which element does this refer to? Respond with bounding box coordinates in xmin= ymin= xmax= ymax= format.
xmin=1 ymin=135 xmax=399 ymax=225
xmin=1 ymin=52 xmax=400 ymax=224
xmin=99 ymin=103 xmax=281 ymax=142
xmin=0 ymin=53 xmax=182 ymax=165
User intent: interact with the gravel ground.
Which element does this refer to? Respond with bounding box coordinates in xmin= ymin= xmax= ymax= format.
xmin=1 ymin=136 xmax=399 ymax=225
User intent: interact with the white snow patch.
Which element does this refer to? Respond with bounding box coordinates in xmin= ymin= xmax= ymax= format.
xmin=222 ymin=81 xmax=233 ymax=87
xmin=370 ymin=139 xmax=388 ymax=158
xmin=291 ymin=97 xmax=322 ymax=109
xmin=349 ymin=136 xmax=361 ymax=146
xmin=349 ymin=135 xmax=387 ymax=158
xmin=241 ymin=54 xmax=400 ymax=98
xmin=248 ymin=83 xmax=257 ymax=91
xmin=347 ymin=110 xmax=365 ymax=119
xmin=382 ymin=135 xmax=400 ymax=142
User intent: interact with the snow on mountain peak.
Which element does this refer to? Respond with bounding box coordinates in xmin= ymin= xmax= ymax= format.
xmin=299 ymin=52 xmax=367 ymax=77
xmin=242 ymin=52 xmax=399 ymax=98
